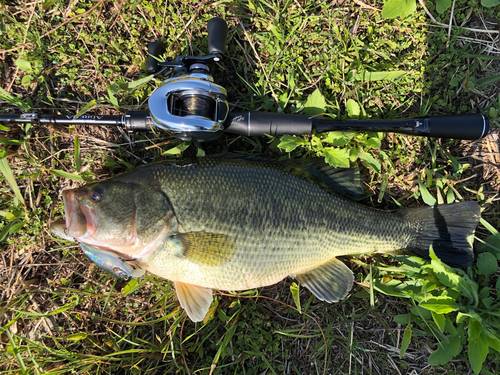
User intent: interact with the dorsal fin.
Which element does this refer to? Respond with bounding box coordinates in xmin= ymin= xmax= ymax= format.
xmin=287 ymin=159 xmax=365 ymax=200
xmin=217 ymin=154 xmax=366 ymax=199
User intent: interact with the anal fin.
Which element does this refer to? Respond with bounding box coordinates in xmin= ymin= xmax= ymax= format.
xmin=295 ymin=258 xmax=354 ymax=303
xmin=174 ymin=281 xmax=213 ymax=322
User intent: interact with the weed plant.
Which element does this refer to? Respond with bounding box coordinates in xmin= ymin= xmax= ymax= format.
xmin=1 ymin=1 xmax=499 ymax=374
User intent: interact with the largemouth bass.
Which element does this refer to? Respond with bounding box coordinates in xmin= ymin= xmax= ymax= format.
xmin=51 ymin=157 xmax=480 ymax=322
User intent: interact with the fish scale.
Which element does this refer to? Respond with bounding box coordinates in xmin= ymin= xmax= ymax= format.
xmin=52 ymin=157 xmax=480 ymax=322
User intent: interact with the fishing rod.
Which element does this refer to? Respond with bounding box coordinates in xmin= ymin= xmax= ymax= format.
xmin=0 ymin=18 xmax=490 ymax=142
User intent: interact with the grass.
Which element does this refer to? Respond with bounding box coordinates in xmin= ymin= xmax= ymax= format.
xmin=1 ymin=0 xmax=500 ymax=374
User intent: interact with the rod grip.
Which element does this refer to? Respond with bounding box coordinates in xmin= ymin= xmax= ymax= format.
xmin=207 ymin=17 xmax=228 ymax=55
xmin=225 ymin=112 xmax=313 ymax=136
xmin=427 ymin=114 xmax=489 ymax=139
xmin=146 ymin=41 xmax=165 ymax=75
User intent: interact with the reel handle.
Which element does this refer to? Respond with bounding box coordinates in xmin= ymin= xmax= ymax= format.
xmin=146 ymin=41 xmax=165 ymax=75
xmin=207 ymin=17 xmax=228 ymax=55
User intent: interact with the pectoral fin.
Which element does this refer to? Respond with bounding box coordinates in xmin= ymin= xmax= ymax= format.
xmin=295 ymin=258 xmax=354 ymax=303
xmin=169 ymin=232 xmax=235 ymax=267
xmin=174 ymin=281 xmax=213 ymax=322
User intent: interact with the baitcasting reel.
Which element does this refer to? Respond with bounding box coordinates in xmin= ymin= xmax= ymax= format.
xmin=147 ymin=17 xmax=230 ymax=141
xmin=0 ymin=17 xmax=491 ymax=141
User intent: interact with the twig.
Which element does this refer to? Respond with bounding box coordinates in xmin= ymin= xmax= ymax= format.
xmin=352 ymin=0 xmax=379 ymax=11
xmin=446 ymin=0 xmax=456 ymax=48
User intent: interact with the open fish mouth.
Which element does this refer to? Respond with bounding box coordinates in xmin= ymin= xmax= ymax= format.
xmin=62 ymin=189 xmax=98 ymax=239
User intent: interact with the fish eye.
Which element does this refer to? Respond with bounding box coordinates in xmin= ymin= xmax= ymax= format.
xmin=89 ymin=187 xmax=104 ymax=202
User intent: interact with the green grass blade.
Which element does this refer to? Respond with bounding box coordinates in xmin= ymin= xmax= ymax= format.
xmin=48 ymin=169 xmax=93 ymax=182
xmin=73 ymin=100 xmax=97 ymax=119
xmin=74 ymin=136 xmax=81 ymax=172
xmin=0 ymin=153 xmax=25 ymax=206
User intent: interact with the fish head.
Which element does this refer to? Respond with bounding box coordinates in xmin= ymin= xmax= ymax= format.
xmin=53 ymin=179 xmax=175 ymax=257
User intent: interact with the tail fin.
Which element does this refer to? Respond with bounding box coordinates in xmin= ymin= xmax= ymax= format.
xmin=398 ymin=201 xmax=480 ymax=267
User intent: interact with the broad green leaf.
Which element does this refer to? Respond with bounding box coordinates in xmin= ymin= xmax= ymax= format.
xmin=468 ymin=320 xmax=489 ymax=374
xmin=469 ymin=318 xmax=483 ymax=340
xmin=482 ymin=297 xmax=494 ymax=308
xmin=400 ymin=324 xmax=412 ymax=359
xmin=363 ymin=137 xmax=381 ymax=149
xmin=163 ymin=141 xmax=190 ymax=155
xmin=0 ymin=220 xmax=17 ymax=242
xmin=446 ymin=188 xmax=455 ymax=204
xmin=359 ymin=151 xmax=381 ymax=173
xmin=425 ymin=248 xmax=477 ymax=300
xmin=476 ymin=252 xmax=498 ymax=279
xmin=435 ymin=0 xmax=451 ymax=13
xmin=382 ymin=0 xmax=416 ymax=19
xmin=394 ymin=314 xmax=411 ymax=325
xmin=303 ymin=89 xmax=326 ymax=116
xmin=432 ymin=311 xmax=446 ymax=333
xmin=65 ymin=332 xmax=88 ymax=341
xmin=419 ymin=296 xmax=460 ymax=314
xmin=21 ymin=75 xmax=33 ymax=86
xmin=374 ymin=278 xmax=412 ymax=298
xmin=290 ymin=282 xmax=301 ymax=314
xmin=444 ymin=314 xmax=457 ymax=335
xmin=323 ymin=132 xmax=354 ymax=147
xmin=15 ymin=58 xmax=32 ymax=73
xmin=349 ymin=145 xmax=362 ymax=162
xmin=484 ymin=328 xmax=500 ymax=352
xmin=121 ymin=278 xmax=138 ymax=296
xmin=8 ymin=221 xmax=26 ymax=236
xmin=73 ymin=100 xmax=97 ymax=119
xmin=196 ymin=145 xmax=206 ymax=157
xmin=418 ymin=177 xmax=436 ymax=206
xmin=277 ymin=135 xmax=307 ymax=153
xmin=428 ymin=334 xmax=462 ymax=365
xmin=0 ymin=154 xmax=25 ymax=206
xmin=107 ymin=87 xmax=119 ymax=108
xmin=346 ymin=99 xmax=360 ymax=118
xmin=457 ymin=311 xmax=482 ymax=324
xmin=48 ymin=169 xmax=94 ymax=182
xmin=481 ymin=0 xmax=500 ymax=6
xmin=354 ymin=71 xmax=406 ymax=82
xmin=323 ymin=147 xmax=350 ymax=168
